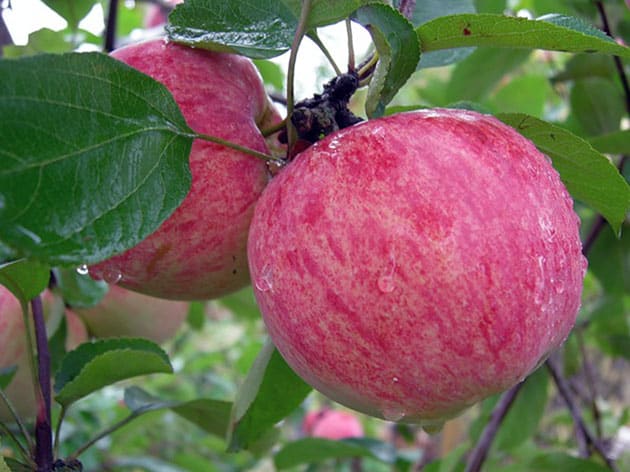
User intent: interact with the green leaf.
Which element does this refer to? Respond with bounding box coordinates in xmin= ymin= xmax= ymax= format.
xmin=167 ymin=0 xmax=297 ymax=59
xmin=0 ymin=52 xmax=193 ymax=266
xmin=171 ymin=399 xmax=233 ymax=438
xmin=3 ymin=28 xmax=72 ymax=57
xmin=529 ymin=453 xmax=612 ymax=471
xmin=0 ymin=366 xmax=17 ymax=390
xmin=490 ymin=74 xmax=552 ymax=116
xmin=3 ymin=458 xmax=31 ymax=472
xmin=588 ymin=224 xmax=630 ymax=296
xmin=186 ymin=301 xmax=206 ymax=331
xmin=228 ymin=339 xmax=312 ymax=451
xmin=54 ymin=338 xmax=173 ymax=407
xmin=497 ymin=113 xmax=630 ymax=235
xmin=53 ymin=268 xmax=109 ymax=309
xmin=445 ymin=48 xmax=531 ymax=102
xmin=275 ymin=438 xmax=396 ymax=469
xmin=570 ymin=78 xmax=625 ymax=136
xmin=353 ymin=4 xmax=420 ymax=117
xmin=41 ymin=0 xmax=96 ymax=29
xmin=417 ymin=14 xmax=630 ymax=57
xmin=495 ymin=367 xmax=548 ymax=450
xmin=400 ymin=0 xmax=476 ymax=68
xmin=589 ymin=130 xmax=630 ymax=155
xmin=253 ymin=59 xmax=285 ymax=91
xmin=123 ymin=386 xmax=233 ymax=438
xmin=551 ymin=53 xmax=617 ymax=83
xmin=0 ymin=455 xmax=9 ymax=472
xmin=0 ymin=259 xmax=50 ymax=302
xmin=284 ymin=0 xmax=378 ymax=29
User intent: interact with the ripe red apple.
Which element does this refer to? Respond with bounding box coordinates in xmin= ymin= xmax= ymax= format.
xmin=72 ymin=285 xmax=188 ymax=344
xmin=248 ymin=108 xmax=586 ymax=426
xmin=90 ymin=39 xmax=281 ymax=300
xmin=303 ymin=409 xmax=364 ymax=440
xmin=0 ymin=286 xmax=86 ymax=423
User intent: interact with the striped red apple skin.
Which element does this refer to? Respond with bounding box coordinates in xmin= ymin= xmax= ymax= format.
xmin=247 ymin=108 xmax=586 ymax=425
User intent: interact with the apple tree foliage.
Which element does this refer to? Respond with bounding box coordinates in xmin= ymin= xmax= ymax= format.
xmin=0 ymin=0 xmax=630 ymax=471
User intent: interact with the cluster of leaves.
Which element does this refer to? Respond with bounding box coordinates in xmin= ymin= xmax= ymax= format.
xmin=0 ymin=0 xmax=630 ymax=471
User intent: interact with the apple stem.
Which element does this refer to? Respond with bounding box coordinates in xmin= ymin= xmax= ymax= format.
xmin=193 ymin=132 xmax=284 ymax=164
xmin=346 ymin=19 xmax=355 ymax=72
xmin=308 ymin=31 xmax=342 ymax=76
xmin=69 ymin=411 xmax=142 ymax=460
xmin=261 ymin=118 xmax=288 ymax=138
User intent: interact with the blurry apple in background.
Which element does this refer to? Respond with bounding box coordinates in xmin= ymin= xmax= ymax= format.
xmin=248 ymin=108 xmax=586 ymax=427
xmin=144 ymin=0 xmax=183 ymax=29
xmin=72 ymin=285 xmax=188 ymax=344
xmin=90 ymin=39 xmax=283 ymax=300
xmin=303 ymin=409 xmax=364 ymax=440
xmin=0 ymin=286 xmax=87 ymax=423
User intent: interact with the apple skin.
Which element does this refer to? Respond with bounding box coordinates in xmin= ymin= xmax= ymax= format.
xmin=90 ymin=39 xmax=281 ymax=300
xmin=247 ymin=108 xmax=587 ymax=425
xmin=73 ymin=285 xmax=189 ymax=344
xmin=0 ymin=286 xmax=86 ymax=423
xmin=303 ymin=409 xmax=364 ymax=440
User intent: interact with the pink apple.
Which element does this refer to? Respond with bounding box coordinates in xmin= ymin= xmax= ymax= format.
xmin=303 ymin=409 xmax=364 ymax=440
xmin=0 ymin=286 xmax=86 ymax=423
xmin=144 ymin=0 xmax=182 ymax=29
xmin=90 ymin=39 xmax=282 ymax=300
xmin=72 ymin=285 xmax=188 ymax=344
xmin=248 ymin=108 xmax=586 ymax=425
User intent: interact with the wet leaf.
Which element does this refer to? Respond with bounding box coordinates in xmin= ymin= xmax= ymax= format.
xmin=497 ymin=113 xmax=630 ymax=235
xmin=354 ymin=3 xmax=420 ymax=117
xmin=417 ymin=14 xmax=630 ymax=57
xmin=0 ymin=52 xmax=193 ymax=266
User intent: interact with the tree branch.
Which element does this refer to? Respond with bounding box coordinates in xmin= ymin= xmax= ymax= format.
xmin=464 ymin=382 xmax=524 ymax=472
xmin=546 ymin=356 xmax=619 ymax=472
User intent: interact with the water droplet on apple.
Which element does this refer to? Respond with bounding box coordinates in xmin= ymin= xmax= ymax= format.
xmin=422 ymin=421 xmax=444 ymax=434
xmin=381 ymin=407 xmax=406 ymax=422
xmin=377 ymin=275 xmax=395 ymax=293
xmin=102 ymin=267 xmax=122 ymax=285
xmin=76 ymin=264 xmax=89 ymax=276
xmin=255 ymin=264 xmax=273 ymax=292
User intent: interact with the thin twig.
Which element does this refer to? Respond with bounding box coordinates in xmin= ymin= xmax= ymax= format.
xmin=308 ymin=32 xmax=342 ymax=76
xmin=546 ymin=356 xmax=619 ymax=472
xmin=595 ymin=2 xmax=630 ymax=115
xmin=575 ymin=329 xmax=603 ymax=439
xmin=193 ymin=132 xmax=283 ymax=164
xmin=464 ymin=382 xmax=525 ymax=472
xmin=69 ymin=412 xmax=141 ymax=460
xmin=285 ymin=0 xmax=313 ymax=154
xmin=32 ymin=296 xmax=54 ymax=470
xmin=104 ymin=0 xmax=119 ymax=52
xmin=346 ymin=18 xmax=355 ymax=72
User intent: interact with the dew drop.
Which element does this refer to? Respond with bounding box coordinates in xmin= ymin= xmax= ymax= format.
xmin=255 ymin=264 xmax=273 ymax=292
xmin=381 ymin=406 xmax=406 ymax=422
xmin=377 ymin=275 xmax=395 ymax=293
xmin=102 ymin=267 xmax=122 ymax=285
xmin=76 ymin=264 xmax=89 ymax=276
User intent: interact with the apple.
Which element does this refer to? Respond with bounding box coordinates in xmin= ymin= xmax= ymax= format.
xmin=90 ymin=39 xmax=282 ymax=300
xmin=144 ymin=0 xmax=182 ymax=29
xmin=0 ymin=286 xmax=86 ymax=423
xmin=72 ymin=285 xmax=189 ymax=344
xmin=247 ymin=108 xmax=586 ymax=426
xmin=303 ymin=409 xmax=364 ymax=440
